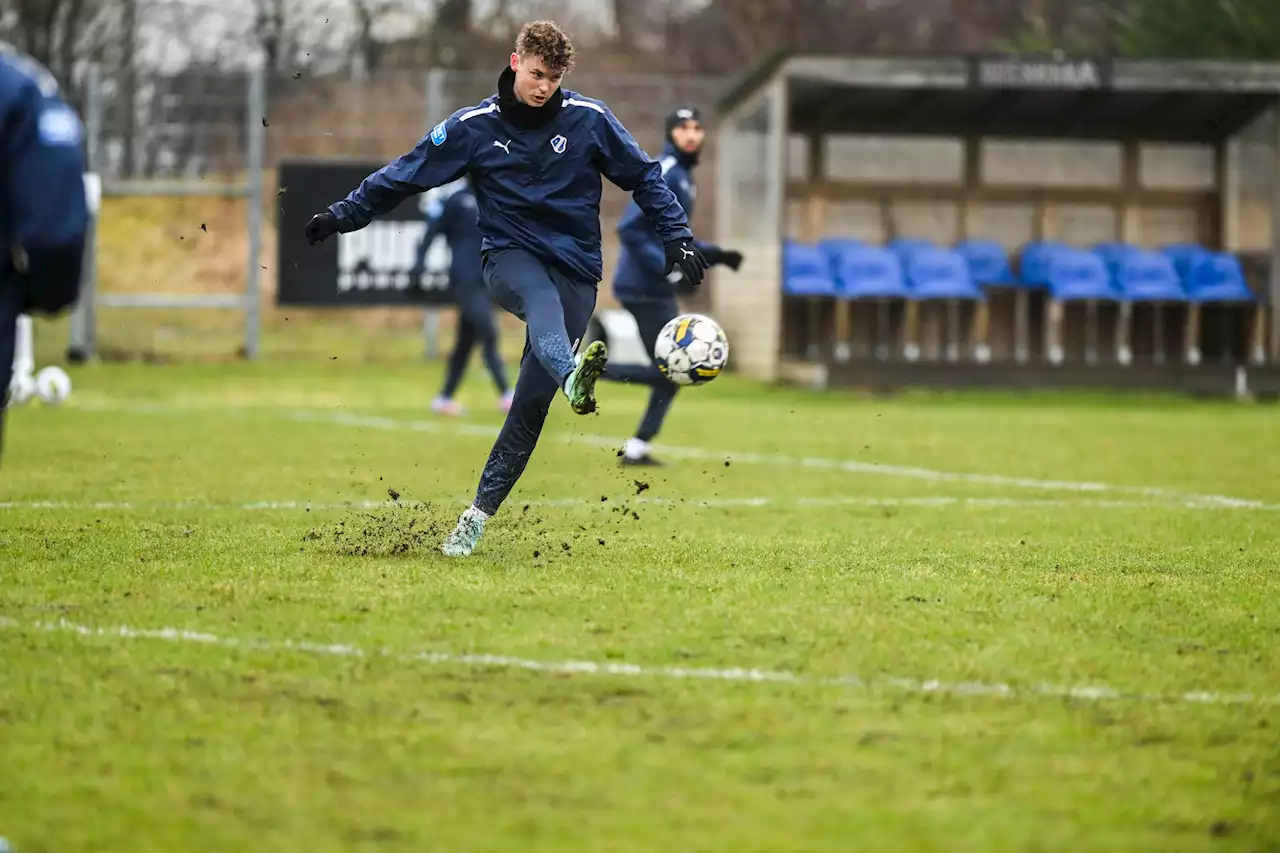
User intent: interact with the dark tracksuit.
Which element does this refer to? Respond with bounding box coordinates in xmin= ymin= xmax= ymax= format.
xmin=327 ymin=68 xmax=691 ymax=514
xmin=412 ymin=183 xmax=508 ymax=398
xmin=0 ymin=48 xmax=89 ymax=459
xmin=606 ymin=142 xmax=722 ymax=442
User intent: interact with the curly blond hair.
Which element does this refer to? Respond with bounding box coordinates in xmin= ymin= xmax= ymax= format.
xmin=515 ymin=20 xmax=575 ymax=76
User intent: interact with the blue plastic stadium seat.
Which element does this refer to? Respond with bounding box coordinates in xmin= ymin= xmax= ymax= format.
xmin=1160 ymin=243 xmax=1212 ymax=282
xmin=817 ymin=237 xmax=864 ymax=266
xmin=904 ymin=247 xmax=983 ymax=300
xmin=783 ymin=241 xmax=837 ymax=296
xmin=1115 ymin=249 xmax=1187 ymax=302
xmin=833 ymin=244 xmax=909 ymax=299
xmin=1018 ymin=241 xmax=1067 ymax=287
xmin=1044 ymin=248 xmax=1118 ymax=301
xmin=817 ymin=237 xmax=864 ymax=281
xmin=1092 ymin=242 xmax=1139 ymax=278
xmin=887 ymin=237 xmax=934 ymax=261
xmin=955 ymin=239 xmax=1014 ymax=286
xmin=1186 ymin=252 xmax=1257 ymax=303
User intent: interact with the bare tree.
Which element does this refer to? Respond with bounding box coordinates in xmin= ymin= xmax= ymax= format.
xmin=120 ymin=0 xmax=138 ymax=175
xmin=612 ymin=0 xmax=701 ymax=55
xmin=350 ymin=0 xmax=413 ymax=74
xmin=436 ymin=0 xmax=472 ymax=33
xmin=255 ymin=0 xmax=289 ymax=73
xmin=6 ymin=0 xmax=119 ymax=104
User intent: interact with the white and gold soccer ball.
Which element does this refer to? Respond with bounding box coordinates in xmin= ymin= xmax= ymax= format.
xmin=654 ymin=313 xmax=729 ymax=387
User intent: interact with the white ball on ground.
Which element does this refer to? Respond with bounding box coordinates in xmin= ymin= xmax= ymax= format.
xmin=35 ymin=366 xmax=72 ymax=405
xmin=7 ymin=371 xmax=37 ymax=406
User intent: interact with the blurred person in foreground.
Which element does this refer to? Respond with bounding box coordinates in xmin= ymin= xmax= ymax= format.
xmin=412 ymin=177 xmax=514 ymax=417
xmin=603 ymin=106 xmax=744 ymax=467
xmin=0 ymin=43 xmax=88 ymax=463
xmin=302 ymin=21 xmax=709 ymax=557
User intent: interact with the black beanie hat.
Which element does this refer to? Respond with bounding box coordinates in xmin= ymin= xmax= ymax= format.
xmin=664 ymin=106 xmax=702 ymax=140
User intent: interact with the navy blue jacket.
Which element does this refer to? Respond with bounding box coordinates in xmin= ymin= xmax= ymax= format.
xmin=328 ymin=75 xmax=691 ymax=284
xmin=614 ymin=142 xmax=717 ymax=302
xmin=0 ymin=46 xmax=88 ymax=312
xmin=414 ymin=182 xmax=483 ymax=288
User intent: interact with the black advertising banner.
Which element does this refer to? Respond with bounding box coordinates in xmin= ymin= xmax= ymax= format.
xmin=276 ymin=160 xmax=460 ymax=306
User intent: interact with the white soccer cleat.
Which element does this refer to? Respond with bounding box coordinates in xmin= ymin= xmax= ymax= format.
xmin=441 ymin=506 xmax=488 ymax=557
xmin=431 ymin=396 xmax=464 ymax=417
xmin=6 ymin=371 xmax=37 ymax=406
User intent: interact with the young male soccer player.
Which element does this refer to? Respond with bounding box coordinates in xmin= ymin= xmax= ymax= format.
xmin=0 ymin=44 xmax=89 ymax=463
xmin=604 ymin=106 xmax=744 ymax=467
xmin=303 ymin=21 xmax=710 ymax=556
xmin=411 ymin=177 xmax=514 ymax=416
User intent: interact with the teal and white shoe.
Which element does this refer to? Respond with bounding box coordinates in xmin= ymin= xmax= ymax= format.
xmin=441 ymin=506 xmax=488 ymax=557
xmin=564 ymin=340 xmax=608 ymax=415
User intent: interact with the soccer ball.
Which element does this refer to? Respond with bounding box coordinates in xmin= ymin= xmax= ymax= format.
xmin=35 ymin=366 xmax=72 ymax=405
xmin=655 ymin=313 xmax=729 ymax=386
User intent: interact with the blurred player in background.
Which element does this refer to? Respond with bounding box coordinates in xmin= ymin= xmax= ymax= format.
xmin=603 ymin=106 xmax=744 ymax=467
xmin=303 ymin=21 xmax=708 ymax=556
xmin=0 ymin=44 xmax=88 ymax=462
xmin=412 ymin=177 xmax=514 ymax=416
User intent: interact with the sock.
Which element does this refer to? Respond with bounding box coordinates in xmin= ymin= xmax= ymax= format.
xmin=623 ymin=438 xmax=649 ymax=460
xmin=561 ymin=347 xmax=583 ymax=397
xmin=465 ymin=505 xmax=490 ymax=521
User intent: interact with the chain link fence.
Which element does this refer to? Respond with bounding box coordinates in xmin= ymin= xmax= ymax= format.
xmin=66 ymin=58 xmax=1275 ymax=364
xmin=67 ymin=63 xmax=266 ymax=361
xmin=69 ymin=63 xmax=727 ymax=362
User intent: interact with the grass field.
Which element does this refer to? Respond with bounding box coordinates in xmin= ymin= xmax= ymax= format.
xmin=3 ymin=356 xmax=1279 ymax=852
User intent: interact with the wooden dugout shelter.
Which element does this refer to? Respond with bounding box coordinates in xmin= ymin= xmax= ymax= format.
xmin=712 ymin=53 xmax=1280 ymax=395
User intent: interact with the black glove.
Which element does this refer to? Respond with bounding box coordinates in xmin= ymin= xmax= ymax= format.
xmin=717 ymin=249 xmax=744 ymax=271
xmin=697 ymin=247 xmax=745 ymax=272
xmin=664 ymin=239 xmax=709 ymax=288
xmin=305 ymin=212 xmax=339 ymax=245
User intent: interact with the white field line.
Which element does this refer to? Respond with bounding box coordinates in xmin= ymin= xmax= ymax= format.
xmin=291 ymin=410 xmax=1271 ymax=509
xmin=1 ymin=617 xmax=1273 ymax=708
xmin=2 ymin=496 xmax=1278 ymax=512
xmin=70 ymin=400 xmax=1273 ymax=510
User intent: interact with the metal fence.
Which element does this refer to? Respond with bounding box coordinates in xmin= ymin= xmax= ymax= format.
xmin=67 ymin=63 xmax=268 ymax=360
xmin=63 ymin=60 xmax=1277 ymax=363
xmin=65 ymin=64 xmax=727 ymax=361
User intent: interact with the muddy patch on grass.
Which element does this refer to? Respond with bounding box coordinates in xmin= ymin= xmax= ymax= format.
xmin=305 ymin=501 xmax=457 ymax=557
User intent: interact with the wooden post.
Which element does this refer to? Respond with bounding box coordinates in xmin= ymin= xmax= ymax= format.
xmin=946 ymin=299 xmax=961 ymax=362
xmin=961 ymin=135 xmax=988 ymax=363
xmin=1046 ymin=299 xmax=1064 ymax=364
xmin=1085 ymin=299 xmax=1099 ymax=364
xmin=1041 ymin=203 xmax=1061 ymax=364
xmin=1270 ymin=107 xmax=1280 ymax=361
xmin=1186 ymin=307 xmax=1203 ymax=365
xmin=807 ymin=137 xmax=849 ymax=363
xmin=1115 ymin=139 xmax=1141 ymax=366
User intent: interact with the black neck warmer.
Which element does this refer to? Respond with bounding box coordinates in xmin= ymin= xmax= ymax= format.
xmin=497 ymin=66 xmax=563 ymax=130
xmin=666 ymin=139 xmax=701 ymax=169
